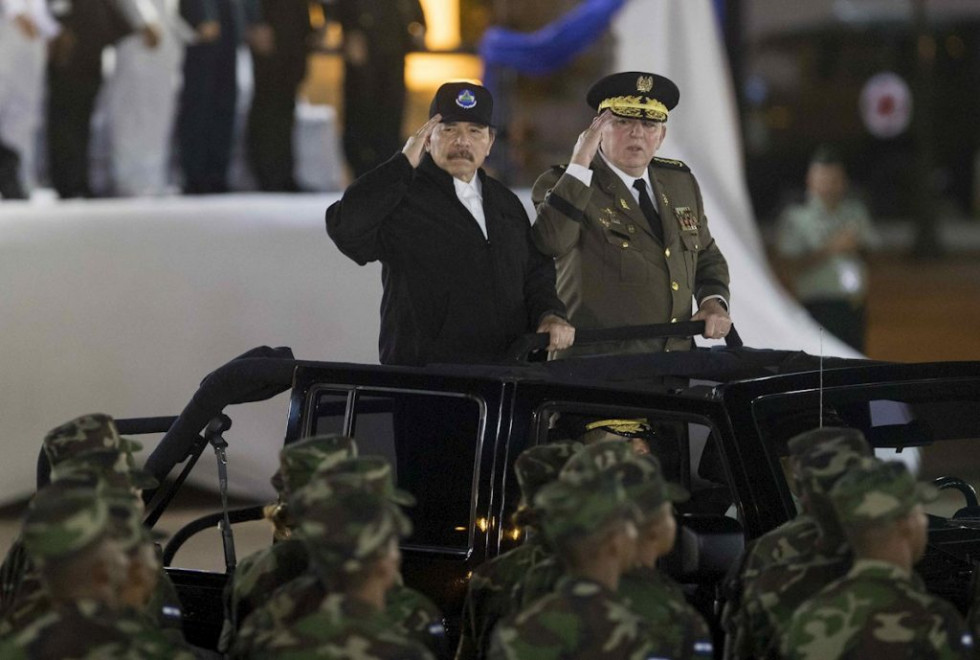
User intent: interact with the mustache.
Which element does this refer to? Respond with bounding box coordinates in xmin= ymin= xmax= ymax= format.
xmin=447 ymin=150 xmax=475 ymax=161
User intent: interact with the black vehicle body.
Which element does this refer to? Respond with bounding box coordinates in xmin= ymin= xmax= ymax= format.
xmin=133 ymin=347 xmax=980 ymax=653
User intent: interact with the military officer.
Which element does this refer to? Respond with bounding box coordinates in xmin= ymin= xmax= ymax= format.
xmin=780 ymin=460 xmax=974 ymax=660
xmin=532 ymin=71 xmax=731 ymax=355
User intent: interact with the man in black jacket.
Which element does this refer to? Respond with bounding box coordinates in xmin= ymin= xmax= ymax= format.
xmin=326 ymin=82 xmax=574 ymax=366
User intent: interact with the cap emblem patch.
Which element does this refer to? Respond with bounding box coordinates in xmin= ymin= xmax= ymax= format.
xmin=456 ymin=89 xmax=477 ymax=109
xmin=636 ymin=75 xmax=654 ymax=93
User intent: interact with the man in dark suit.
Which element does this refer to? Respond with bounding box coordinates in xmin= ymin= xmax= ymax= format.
xmin=326 ymin=82 xmax=573 ymax=366
xmin=326 ymin=0 xmax=425 ymax=178
xmin=532 ymin=71 xmax=732 ymax=355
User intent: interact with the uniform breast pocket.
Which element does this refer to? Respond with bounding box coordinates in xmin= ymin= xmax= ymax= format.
xmin=680 ymin=233 xmax=699 ymax=285
xmin=603 ymin=229 xmax=648 ymax=284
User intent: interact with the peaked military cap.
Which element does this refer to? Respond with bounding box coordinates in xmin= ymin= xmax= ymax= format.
xmin=587 ymin=71 xmax=679 ymax=122
xmin=270 ymin=433 xmax=358 ymax=497
xmin=429 ymin=81 xmax=494 ymax=127
xmin=22 ymin=485 xmax=111 ymax=563
xmin=831 ymin=460 xmax=939 ymax=529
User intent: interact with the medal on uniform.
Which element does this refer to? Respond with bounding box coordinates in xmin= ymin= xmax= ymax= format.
xmin=619 ymin=198 xmax=630 ymax=210
xmin=674 ymin=206 xmax=698 ymax=232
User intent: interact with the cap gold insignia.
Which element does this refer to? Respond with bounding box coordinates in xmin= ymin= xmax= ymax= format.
xmin=619 ymin=198 xmax=630 ymax=210
xmin=636 ymin=76 xmax=654 ymax=93
xmin=674 ymin=206 xmax=698 ymax=232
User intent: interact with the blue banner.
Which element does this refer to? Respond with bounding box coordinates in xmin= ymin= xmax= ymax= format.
xmin=479 ymin=0 xmax=627 ymax=80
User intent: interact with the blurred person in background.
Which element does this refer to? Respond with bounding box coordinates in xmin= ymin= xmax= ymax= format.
xmin=245 ymin=0 xmax=320 ymax=192
xmin=776 ymin=145 xmax=881 ymax=353
xmin=176 ymin=0 xmax=260 ymax=195
xmin=45 ymin=0 xmax=155 ymax=199
xmin=0 ymin=0 xmax=59 ymax=199
xmin=106 ymin=0 xmax=187 ymax=196
xmin=325 ymin=0 xmax=425 ymax=178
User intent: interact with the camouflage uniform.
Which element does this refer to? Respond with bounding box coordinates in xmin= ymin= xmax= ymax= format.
xmin=232 ymin=489 xmax=433 ymax=659
xmin=489 ymin=476 xmax=658 ymax=660
xmin=780 ymin=461 xmax=974 ymax=660
xmin=220 ymin=433 xmax=358 ymax=650
xmin=732 ymin=430 xmax=873 ymax=658
xmin=0 ymin=413 xmax=154 ymax=617
xmin=721 ymin=427 xmax=870 ymax=654
xmin=0 ymin=487 xmax=194 ymax=660
xmin=456 ymin=442 xmax=580 ymax=660
xmin=2 ymin=417 xmax=182 ymax=638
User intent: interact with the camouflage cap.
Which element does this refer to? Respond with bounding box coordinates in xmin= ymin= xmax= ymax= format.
xmin=270 ymin=434 xmax=358 ymax=497
xmin=797 ymin=432 xmax=874 ymax=497
xmin=616 ymin=453 xmax=689 ymax=515
xmin=831 ymin=460 xmax=939 ymax=529
xmin=787 ymin=427 xmax=870 ymax=459
xmin=42 ymin=414 xmax=156 ymax=489
xmin=297 ymin=490 xmax=411 ymax=575
xmin=51 ymin=449 xmax=143 ymax=493
xmin=559 ymin=440 xmax=637 ymax=486
xmin=314 ymin=456 xmax=415 ymax=506
xmin=533 ymin=476 xmax=634 ymax=547
xmin=514 ymin=441 xmax=582 ymax=506
xmin=43 ymin=414 xmax=142 ymax=465
xmin=22 ymin=485 xmax=111 ymax=564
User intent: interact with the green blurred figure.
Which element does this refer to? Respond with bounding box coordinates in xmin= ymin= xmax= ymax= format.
xmin=232 ymin=455 xmax=443 ymax=657
xmin=487 ymin=470 xmax=654 ymax=660
xmin=780 ymin=460 xmax=974 ymax=659
xmin=0 ymin=487 xmax=195 ymax=659
xmin=456 ymin=441 xmax=580 ymax=660
xmin=232 ymin=486 xmax=433 ymax=659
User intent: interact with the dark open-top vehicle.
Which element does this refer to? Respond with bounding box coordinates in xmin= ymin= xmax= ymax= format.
xmin=100 ymin=340 xmax=980 ymax=655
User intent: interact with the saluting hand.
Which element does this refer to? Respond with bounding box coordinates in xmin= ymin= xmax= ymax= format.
xmin=569 ymin=110 xmax=615 ymax=168
xmin=402 ymin=114 xmax=442 ymax=168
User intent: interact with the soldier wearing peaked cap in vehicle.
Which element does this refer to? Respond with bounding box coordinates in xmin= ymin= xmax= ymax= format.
xmin=721 ymin=426 xmax=871 ymax=657
xmin=532 ymin=71 xmax=731 ymax=356
xmin=219 ymin=433 xmax=359 ymax=651
xmin=456 ymin=441 xmax=581 ymax=660
xmin=232 ymin=457 xmax=444 ymax=659
xmin=780 ymin=460 xmax=974 ymax=660
xmin=733 ymin=430 xmax=878 ymax=658
xmin=0 ymin=487 xmax=195 ymax=660
xmin=232 ymin=489 xmax=434 ymax=659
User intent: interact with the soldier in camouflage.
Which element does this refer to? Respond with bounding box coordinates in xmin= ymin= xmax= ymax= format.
xmin=0 ymin=486 xmax=195 ymax=659
xmin=732 ymin=429 xmax=877 ymax=658
xmin=0 ymin=414 xmax=182 ymax=639
xmin=721 ymin=427 xmax=871 ymax=657
xmin=232 ymin=456 xmax=445 ymax=657
xmin=0 ymin=413 xmax=155 ymax=618
xmin=231 ymin=488 xmax=433 ymax=659
xmin=780 ymin=460 xmax=975 ymax=660
xmin=456 ymin=441 xmax=580 ymax=660
xmin=489 ymin=472 xmax=665 ymax=660
xmin=219 ymin=433 xmax=358 ymax=650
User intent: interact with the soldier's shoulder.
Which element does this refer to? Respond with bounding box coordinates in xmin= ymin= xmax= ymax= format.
xmin=531 ymin=165 xmax=568 ymax=191
xmin=651 ymin=157 xmax=691 ymax=172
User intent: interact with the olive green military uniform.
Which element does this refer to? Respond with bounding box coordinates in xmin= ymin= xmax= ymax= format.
xmin=780 ymin=460 xmax=974 ymax=659
xmin=532 ymin=154 xmax=729 ymax=354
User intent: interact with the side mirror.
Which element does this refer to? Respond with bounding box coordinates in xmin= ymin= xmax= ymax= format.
xmin=660 ymin=514 xmax=744 ymax=583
